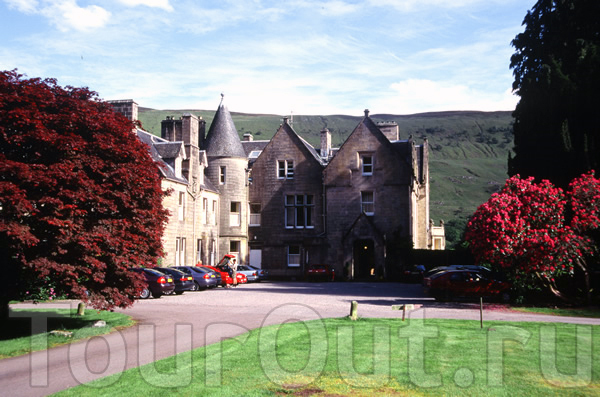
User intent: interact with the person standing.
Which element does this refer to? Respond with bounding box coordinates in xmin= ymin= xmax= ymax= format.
xmin=231 ymin=258 xmax=238 ymax=287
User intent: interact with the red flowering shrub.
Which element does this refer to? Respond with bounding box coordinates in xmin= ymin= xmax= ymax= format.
xmin=466 ymin=172 xmax=599 ymax=301
xmin=0 ymin=70 xmax=169 ymax=316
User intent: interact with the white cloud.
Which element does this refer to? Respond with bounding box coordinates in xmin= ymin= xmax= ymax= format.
xmin=5 ymin=0 xmax=112 ymax=32
xmin=380 ymin=79 xmax=517 ymax=114
xmin=116 ymin=0 xmax=173 ymax=12
xmin=366 ymin=0 xmax=495 ymax=12
xmin=50 ymin=1 xmax=111 ymax=32
xmin=290 ymin=0 xmax=360 ymax=16
xmin=5 ymin=0 xmax=39 ymax=13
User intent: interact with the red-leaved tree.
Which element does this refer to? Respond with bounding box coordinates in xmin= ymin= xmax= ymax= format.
xmin=466 ymin=172 xmax=599 ymax=303
xmin=0 ymin=70 xmax=169 ymax=318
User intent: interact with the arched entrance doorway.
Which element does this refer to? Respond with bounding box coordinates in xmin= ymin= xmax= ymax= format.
xmin=353 ymin=239 xmax=375 ymax=279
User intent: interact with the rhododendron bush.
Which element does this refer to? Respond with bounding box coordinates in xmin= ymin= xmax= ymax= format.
xmin=466 ymin=172 xmax=600 ymax=302
xmin=0 ymin=70 xmax=168 ymax=318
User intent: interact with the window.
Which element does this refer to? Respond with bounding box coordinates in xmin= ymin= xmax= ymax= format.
xmin=249 ymin=150 xmax=262 ymax=159
xmin=249 ymin=203 xmax=261 ymax=226
xmin=277 ymin=160 xmax=294 ymax=179
xmin=287 ymin=245 xmax=300 ymax=267
xmin=220 ymin=166 xmax=226 ymax=184
xmin=361 ymin=154 xmax=373 ymax=175
xmin=196 ymin=239 xmax=202 ymax=264
xmin=230 ymin=240 xmax=240 ymax=255
xmin=230 ymin=201 xmax=241 ymax=226
xmin=212 ymin=200 xmax=217 ymax=224
xmin=285 ymin=194 xmax=314 ymax=229
xmin=203 ymin=197 xmax=208 ymax=224
xmin=178 ymin=192 xmax=185 ymax=221
xmin=361 ymin=191 xmax=374 ymax=216
xmin=175 ymin=237 xmax=186 ymax=266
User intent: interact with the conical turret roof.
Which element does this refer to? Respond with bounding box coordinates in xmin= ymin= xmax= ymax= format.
xmin=204 ymin=97 xmax=246 ymax=158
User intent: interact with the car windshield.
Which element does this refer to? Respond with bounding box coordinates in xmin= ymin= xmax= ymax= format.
xmin=161 ymin=268 xmax=184 ymax=276
xmin=189 ymin=267 xmax=210 ymax=274
xmin=144 ymin=269 xmax=164 ymax=276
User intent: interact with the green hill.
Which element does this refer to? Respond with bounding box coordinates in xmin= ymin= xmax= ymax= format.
xmin=138 ymin=108 xmax=514 ymax=248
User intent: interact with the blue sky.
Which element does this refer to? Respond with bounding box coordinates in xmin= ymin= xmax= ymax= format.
xmin=1 ymin=0 xmax=536 ymax=115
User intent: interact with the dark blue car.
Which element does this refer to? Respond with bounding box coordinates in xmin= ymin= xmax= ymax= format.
xmin=173 ymin=266 xmax=220 ymax=290
xmin=157 ymin=267 xmax=195 ymax=295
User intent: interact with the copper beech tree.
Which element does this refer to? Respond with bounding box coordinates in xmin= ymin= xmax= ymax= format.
xmin=466 ymin=172 xmax=600 ymax=303
xmin=0 ymin=70 xmax=169 ymax=318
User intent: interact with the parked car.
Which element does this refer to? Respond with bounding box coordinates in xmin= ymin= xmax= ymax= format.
xmin=423 ymin=269 xmax=511 ymax=302
xmin=305 ymin=264 xmax=335 ymax=282
xmin=204 ymin=264 xmax=247 ymax=286
xmin=173 ymin=265 xmax=220 ymax=290
xmin=424 ymin=265 xmax=491 ymax=278
xmin=130 ymin=267 xmax=175 ymax=299
xmin=248 ymin=265 xmax=268 ymax=281
xmin=401 ymin=265 xmax=426 ymax=283
xmin=236 ymin=265 xmax=259 ymax=282
xmin=157 ymin=267 xmax=195 ymax=294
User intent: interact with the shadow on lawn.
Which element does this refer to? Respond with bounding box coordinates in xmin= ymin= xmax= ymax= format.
xmin=0 ymin=310 xmax=93 ymax=341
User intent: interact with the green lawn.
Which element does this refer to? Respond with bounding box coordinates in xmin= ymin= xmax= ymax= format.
xmin=54 ymin=317 xmax=600 ymax=396
xmin=512 ymin=307 xmax=600 ymax=319
xmin=0 ymin=308 xmax=134 ymax=359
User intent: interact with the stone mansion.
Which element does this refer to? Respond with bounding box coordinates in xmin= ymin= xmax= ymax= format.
xmin=109 ymin=98 xmax=445 ymax=280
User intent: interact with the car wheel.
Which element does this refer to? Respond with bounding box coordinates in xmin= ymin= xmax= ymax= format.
xmin=175 ymin=291 xmax=184 ymax=295
xmin=139 ymin=288 xmax=151 ymax=299
xmin=191 ymin=282 xmax=200 ymax=291
xmin=152 ymin=292 xmax=163 ymax=299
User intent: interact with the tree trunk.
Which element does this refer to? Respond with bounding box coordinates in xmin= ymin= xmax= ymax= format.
xmin=536 ymin=272 xmax=574 ymax=303
xmin=575 ymin=258 xmax=592 ymax=306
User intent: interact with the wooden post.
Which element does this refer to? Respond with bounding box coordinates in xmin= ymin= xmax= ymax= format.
xmin=350 ymin=300 xmax=358 ymax=321
xmin=480 ymin=297 xmax=483 ymax=329
xmin=77 ymin=302 xmax=85 ymax=316
xmin=402 ymin=305 xmax=406 ymax=321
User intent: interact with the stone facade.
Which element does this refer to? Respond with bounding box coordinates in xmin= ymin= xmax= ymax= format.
xmin=111 ymin=99 xmax=443 ymax=278
xmin=322 ymin=110 xmax=429 ymax=279
xmin=109 ymin=100 xmax=220 ymax=268
xmin=247 ymin=118 xmax=327 ymax=278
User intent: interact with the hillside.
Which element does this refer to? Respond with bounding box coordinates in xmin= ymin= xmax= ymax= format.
xmin=138 ymin=108 xmax=514 ymax=248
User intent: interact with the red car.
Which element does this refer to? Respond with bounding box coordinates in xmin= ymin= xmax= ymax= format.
xmin=305 ymin=264 xmax=335 ymax=282
xmin=423 ymin=269 xmax=510 ymax=302
xmin=204 ymin=263 xmax=247 ymax=286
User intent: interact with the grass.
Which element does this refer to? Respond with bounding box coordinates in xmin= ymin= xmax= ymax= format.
xmin=0 ymin=308 xmax=135 ymax=359
xmin=54 ymin=317 xmax=599 ymax=396
xmin=512 ymin=306 xmax=600 ymax=319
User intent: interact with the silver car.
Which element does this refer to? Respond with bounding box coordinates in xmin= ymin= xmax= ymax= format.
xmin=235 ymin=265 xmax=260 ymax=282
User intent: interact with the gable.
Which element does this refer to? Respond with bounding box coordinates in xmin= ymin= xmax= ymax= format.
xmin=250 ymin=121 xmax=324 ymax=177
xmin=323 ymin=117 xmax=412 ymax=186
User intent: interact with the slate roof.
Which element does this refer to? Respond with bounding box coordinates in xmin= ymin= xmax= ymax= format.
xmin=241 ymin=140 xmax=269 ymax=156
xmin=155 ymin=141 xmax=185 ymax=160
xmin=136 ymin=128 xmax=187 ymax=184
xmin=204 ymin=102 xmax=247 ymax=158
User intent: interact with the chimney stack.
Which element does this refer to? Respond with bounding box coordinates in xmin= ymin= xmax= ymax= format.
xmin=320 ymin=128 xmax=331 ymax=159
xmin=108 ymin=99 xmax=138 ymax=122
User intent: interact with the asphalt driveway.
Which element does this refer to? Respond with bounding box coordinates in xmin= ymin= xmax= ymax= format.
xmin=2 ymin=281 xmax=599 ymax=396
